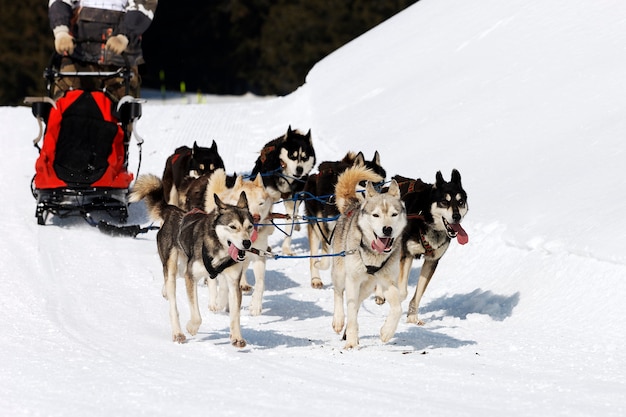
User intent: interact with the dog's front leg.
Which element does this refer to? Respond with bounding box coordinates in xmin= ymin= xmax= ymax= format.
xmin=224 ymin=266 xmax=246 ymax=348
xmin=343 ymin=275 xmax=364 ymax=349
xmin=185 ymin=272 xmax=202 ymax=336
xmin=308 ymin=222 xmax=324 ymax=289
xmin=379 ymin=281 xmax=402 ymax=343
xmin=280 ymin=199 xmax=298 ymax=255
xmin=331 ymin=260 xmax=346 ymax=335
xmin=207 ymin=276 xmax=219 ymax=312
xmin=397 ymin=256 xmax=413 ymax=302
xmin=407 ymin=259 xmax=439 ymax=325
xmin=248 ymin=254 xmax=266 ymax=316
xmin=164 ymin=253 xmax=185 ymax=343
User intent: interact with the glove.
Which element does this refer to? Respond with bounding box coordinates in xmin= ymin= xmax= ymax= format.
xmin=53 ymin=25 xmax=74 ymax=55
xmin=106 ymin=34 xmax=129 ymax=55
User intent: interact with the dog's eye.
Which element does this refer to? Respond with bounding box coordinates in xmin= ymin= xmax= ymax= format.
xmin=458 ymin=200 xmax=465 ymax=207
xmin=392 ymin=213 xmax=398 ymax=217
xmin=230 ymin=225 xmax=237 ymax=230
xmin=372 ymin=213 xmax=380 ymax=218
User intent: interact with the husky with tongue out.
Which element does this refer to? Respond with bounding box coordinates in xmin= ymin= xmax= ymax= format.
xmin=130 ymin=174 xmax=255 ymax=348
xmin=392 ymin=169 xmax=469 ymax=326
xmin=330 ymin=165 xmax=407 ymax=349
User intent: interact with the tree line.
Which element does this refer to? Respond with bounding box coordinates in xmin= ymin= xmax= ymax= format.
xmin=0 ymin=0 xmax=417 ymax=105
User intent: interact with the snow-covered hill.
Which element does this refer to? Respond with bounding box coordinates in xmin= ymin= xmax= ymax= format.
xmin=1 ymin=0 xmax=625 ymax=415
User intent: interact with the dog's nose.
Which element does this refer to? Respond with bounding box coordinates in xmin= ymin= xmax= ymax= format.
xmin=382 ymin=226 xmax=393 ymax=237
xmin=295 ymin=166 xmax=304 ymax=177
xmin=243 ymin=240 xmax=252 ymax=249
xmin=452 ymin=212 xmax=461 ymax=222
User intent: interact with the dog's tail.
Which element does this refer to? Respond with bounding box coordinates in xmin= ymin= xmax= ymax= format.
xmin=129 ymin=174 xmax=168 ymax=222
xmin=334 ymin=165 xmax=384 ymax=214
xmin=204 ymin=168 xmax=229 ymax=212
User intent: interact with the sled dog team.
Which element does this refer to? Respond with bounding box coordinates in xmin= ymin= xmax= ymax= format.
xmin=130 ymin=126 xmax=469 ymax=349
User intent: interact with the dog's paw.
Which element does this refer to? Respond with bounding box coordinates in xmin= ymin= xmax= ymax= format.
xmin=186 ymin=320 xmax=201 ymax=336
xmin=294 ymin=223 xmax=301 ymax=232
xmin=380 ymin=326 xmax=396 ymax=343
xmin=240 ymin=283 xmax=253 ymax=293
xmin=172 ymin=333 xmax=186 ymax=343
xmin=249 ymin=303 xmax=262 ymax=316
xmin=231 ymin=338 xmax=247 ymax=348
xmin=332 ymin=317 xmax=345 ymax=334
xmin=374 ymin=295 xmax=386 ymax=305
xmin=343 ymin=340 xmax=358 ymax=350
xmin=406 ymin=314 xmax=425 ymax=326
xmin=311 ymin=277 xmax=324 ymax=289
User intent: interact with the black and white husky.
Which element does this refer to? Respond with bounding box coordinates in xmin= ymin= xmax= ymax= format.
xmin=161 ymin=141 xmax=225 ymax=207
xmin=393 ymin=169 xmax=469 ymax=325
xmin=130 ymin=174 xmax=254 ymax=348
xmin=304 ymin=150 xmax=386 ymax=288
xmin=330 ymin=165 xmax=407 ymax=349
xmin=251 ymin=126 xmax=316 ymax=255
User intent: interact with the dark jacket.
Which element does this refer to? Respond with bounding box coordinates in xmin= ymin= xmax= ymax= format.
xmin=49 ymin=0 xmax=158 ymax=67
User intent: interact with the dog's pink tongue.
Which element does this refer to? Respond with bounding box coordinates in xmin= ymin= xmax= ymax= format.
xmin=371 ymin=237 xmax=392 ymax=253
xmin=251 ymin=227 xmax=258 ymax=243
xmin=450 ymin=223 xmax=469 ymax=245
xmin=228 ymin=243 xmax=242 ymax=261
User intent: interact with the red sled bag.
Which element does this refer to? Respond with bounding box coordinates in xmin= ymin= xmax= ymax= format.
xmin=34 ymin=89 xmax=133 ymax=190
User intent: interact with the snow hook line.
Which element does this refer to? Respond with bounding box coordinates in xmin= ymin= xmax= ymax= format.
xmin=83 ymin=213 xmax=159 ymax=238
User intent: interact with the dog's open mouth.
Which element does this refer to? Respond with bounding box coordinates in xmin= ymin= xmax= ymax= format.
xmin=228 ymin=242 xmax=246 ymax=262
xmin=371 ymin=235 xmax=394 ymax=253
xmin=443 ymin=218 xmax=469 ymax=245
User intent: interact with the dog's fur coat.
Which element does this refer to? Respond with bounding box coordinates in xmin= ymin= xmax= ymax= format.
xmin=130 ymin=174 xmax=254 ymax=347
xmin=330 ymin=165 xmax=407 ymax=349
xmin=162 ymin=141 xmax=225 ymax=207
xmin=251 ymin=126 xmax=316 ymax=255
xmin=304 ymin=151 xmax=386 ymax=288
xmin=203 ymin=169 xmax=277 ymax=316
xmin=393 ymin=169 xmax=468 ymax=325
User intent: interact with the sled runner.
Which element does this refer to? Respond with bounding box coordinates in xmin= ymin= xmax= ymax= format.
xmin=26 ymin=53 xmax=144 ymax=226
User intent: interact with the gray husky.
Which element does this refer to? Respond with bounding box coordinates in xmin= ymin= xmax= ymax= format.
xmin=130 ymin=174 xmax=255 ymax=348
xmin=330 ymin=165 xmax=407 ymax=349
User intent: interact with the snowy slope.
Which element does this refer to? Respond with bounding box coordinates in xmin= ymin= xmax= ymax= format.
xmin=1 ymin=0 xmax=625 ymax=416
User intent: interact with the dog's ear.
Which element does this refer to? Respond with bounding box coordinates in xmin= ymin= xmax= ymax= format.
xmin=210 ymin=140 xmax=218 ymax=151
xmin=387 ymin=179 xmax=400 ymax=197
xmin=365 ymin=181 xmax=378 ymax=198
xmin=373 ymin=150 xmax=381 ymax=167
xmin=214 ymin=193 xmax=226 ymax=211
xmin=237 ymin=191 xmax=249 ymax=209
xmin=451 ymin=169 xmax=462 ymax=186
xmin=354 ymin=152 xmax=365 ymax=166
xmin=435 ymin=171 xmax=444 ymax=188
xmin=192 ymin=141 xmax=199 ymax=155
xmin=253 ymin=173 xmax=264 ymax=188
xmin=305 ymin=129 xmax=312 ymax=144
xmin=235 ymin=175 xmax=244 ymax=188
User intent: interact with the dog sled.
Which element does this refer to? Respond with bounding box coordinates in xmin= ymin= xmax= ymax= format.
xmin=25 ymin=53 xmax=145 ymax=232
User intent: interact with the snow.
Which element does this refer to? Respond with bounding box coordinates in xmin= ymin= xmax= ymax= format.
xmin=2 ymin=0 xmax=626 ymax=415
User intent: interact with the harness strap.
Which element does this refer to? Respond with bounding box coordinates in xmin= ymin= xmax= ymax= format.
xmin=359 ymin=240 xmax=391 ymax=275
xmin=419 ymin=230 xmax=435 ymax=257
xmin=202 ymin=244 xmax=236 ymax=279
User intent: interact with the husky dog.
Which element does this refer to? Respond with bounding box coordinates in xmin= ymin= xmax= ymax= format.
xmin=393 ymin=169 xmax=469 ymax=325
xmin=162 ymin=141 xmax=225 ymax=206
xmin=330 ymin=165 xmax=407 ymax=349
xmin=251 ymin=126 xmax=316 ymax=255
xmin=203 ymin=169 xmax=277 ymax=316
xmin=304 ymin=151 xmax=386 ymax=289
xmin=130 ymin=174 xmax=254 ymax=348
